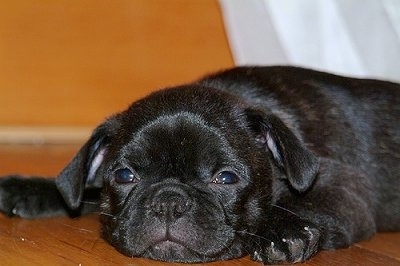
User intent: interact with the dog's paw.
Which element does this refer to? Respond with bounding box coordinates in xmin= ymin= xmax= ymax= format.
xmin=0 ymin=176 xmax=67 ymax=218
xmin=250 ymin=223 xmax=320 ymax=264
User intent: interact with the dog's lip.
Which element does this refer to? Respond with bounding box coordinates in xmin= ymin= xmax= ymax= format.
xmin=152 ymin=239 xmax=185 ymax=249
xmin=140 ymin=235 xmax=200 ymax=256
xmin=151 ymin=235 xmax=190 ymax=250
xmin=141 ymin=239 xmax=209 ymax=263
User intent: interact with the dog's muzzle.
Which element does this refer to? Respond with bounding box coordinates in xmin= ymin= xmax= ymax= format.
xmin=150 ymin=185 xmax=192 ymax=221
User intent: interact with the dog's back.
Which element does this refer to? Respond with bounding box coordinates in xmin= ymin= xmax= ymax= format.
xmin=200 ymin=66 xmax=400 ymax=230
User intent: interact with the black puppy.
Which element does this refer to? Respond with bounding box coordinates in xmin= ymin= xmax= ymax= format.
xmin=1 ymin=66 xmax=399 ymax=264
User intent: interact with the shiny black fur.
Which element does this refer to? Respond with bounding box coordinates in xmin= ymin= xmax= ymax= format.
xmin=1 ymin=66 xmax=399 ymax=264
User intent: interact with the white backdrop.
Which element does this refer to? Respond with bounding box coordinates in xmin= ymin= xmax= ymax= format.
xmin=219 ymin=0 xmax=400 ymax=82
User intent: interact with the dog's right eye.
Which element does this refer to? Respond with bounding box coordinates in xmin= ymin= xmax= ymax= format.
xmin=212 ymin=170 xmax=239 ymax=185
xmin=114 ymin=168 xmax=139 ymax=184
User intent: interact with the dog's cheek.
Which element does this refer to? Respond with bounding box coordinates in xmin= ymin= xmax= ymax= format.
xmin=244 ymin=199 xmax=263 ymax=228
xmin=237 ymin=172 xmax=274 ymax=232
xmin=99 ymin=186 xmax=117 ymax=237
xmin=99 ymin=185 xmax=142 ymax=254
xmin=100 ymin=186 xmax=117 ymax=214
xmin=99 ymin=184 xmax=131 ymax=230
xmin=218 ymin=188 xmax=258 ymax=233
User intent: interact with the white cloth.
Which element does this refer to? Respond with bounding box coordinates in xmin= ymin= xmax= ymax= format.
xmin=219 ymin=0 xmax=400 ymax=82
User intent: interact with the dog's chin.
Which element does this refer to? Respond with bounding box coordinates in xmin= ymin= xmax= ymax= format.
xmin=143 ymin=240 xmax=203 ymax=263
xmin=140 ymin=240 xmax=246 ymax=263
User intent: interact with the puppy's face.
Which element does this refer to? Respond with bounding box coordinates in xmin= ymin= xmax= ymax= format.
xmin=56 ymin=86 xmax=317 ymax=262
xmin=98 ymin=88 xmax=273 ymax=262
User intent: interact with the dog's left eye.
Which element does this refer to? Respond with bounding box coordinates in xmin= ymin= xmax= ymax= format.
xmin=114 ymin=168 xmax=139 ymax=184
xmin=212 ymin=171 xmax=239 ymax=184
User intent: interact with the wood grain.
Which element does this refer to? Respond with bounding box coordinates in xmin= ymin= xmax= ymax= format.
xmin=0 ymin=0 xmax=233 ymax=126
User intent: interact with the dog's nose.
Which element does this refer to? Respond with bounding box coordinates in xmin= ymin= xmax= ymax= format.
xmin=151 ymin=188 xmax=191 ymax=220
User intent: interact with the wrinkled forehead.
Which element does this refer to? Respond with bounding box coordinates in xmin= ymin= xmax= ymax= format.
xmin=117 ymin=111 xmax=247 ymax=176
xmin=134 ymin=111 xmax=215 ymax=142
xmin=129 ymin=111 xmax=230 ymax=156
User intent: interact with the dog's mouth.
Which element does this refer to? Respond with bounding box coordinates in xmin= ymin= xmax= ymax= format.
xmin=151 ymin=239 xmax=190 ymax=254
xmin=105 ymin=220 xmax=245 ymax=262
xmin=143 ymin=238 xmax=204 ymax=263
xmin=138 ymin=228 xmax=241 ymax=263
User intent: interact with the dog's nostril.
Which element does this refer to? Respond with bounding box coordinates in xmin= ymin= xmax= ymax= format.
xmin=152 ymin=202 xmax=166 ymax=215
xmin=151 ymin=192 xmax=191 ymax=219
xmin=171 ymin=200 xmax=190 ymax=217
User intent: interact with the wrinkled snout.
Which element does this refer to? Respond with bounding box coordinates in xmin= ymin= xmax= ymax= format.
xmin=151 ymin=185 xmax=192 ymax=221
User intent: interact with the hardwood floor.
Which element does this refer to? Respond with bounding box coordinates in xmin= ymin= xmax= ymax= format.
xmin=0 ymin=144 xmax=399 ymax=265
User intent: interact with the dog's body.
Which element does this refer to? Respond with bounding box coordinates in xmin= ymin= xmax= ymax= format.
xmin=0 ymin=66 xmax=399 ymax=264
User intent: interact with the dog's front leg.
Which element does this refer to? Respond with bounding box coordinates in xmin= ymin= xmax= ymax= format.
xmin=0 ymin=176 xmax=100 ymax=218
xmin=248 ymin=164 xmax=377 ymax=264
xmin=248 ymin=204 xmax=321 ymax=264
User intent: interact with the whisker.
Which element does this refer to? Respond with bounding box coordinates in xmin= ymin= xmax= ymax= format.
xmin=271 ymin=204 xmax=300 ymax=217
xmin=80 ymin=200 xmax=98 ymax=205
xmin=234 ymin=230 xmax=272 ymax=242
xmin=95 ymin=211 xmax=118 ymax=219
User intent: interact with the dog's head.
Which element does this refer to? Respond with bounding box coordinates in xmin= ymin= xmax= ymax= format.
xmin=55 ymin=86 xmax=318 ymax=262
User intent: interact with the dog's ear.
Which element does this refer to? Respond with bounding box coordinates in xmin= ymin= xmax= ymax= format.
xmin=55 ymin=118 xmax=118 ymax=209
xmin=245 ymin=109 xmax=319 ymax=192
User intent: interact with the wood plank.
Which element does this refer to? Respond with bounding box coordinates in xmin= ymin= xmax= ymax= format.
xmin=0 ymin=0 xmax=233 ymax=126
xmin=0 ymin=126 xmax=91 ymax=145
xmin=356 ymin=233 xmax=400 ymax=261
xmin=306 ymin=245 xmax=400 ymax=266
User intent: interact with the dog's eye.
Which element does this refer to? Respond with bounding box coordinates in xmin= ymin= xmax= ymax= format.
xmin=212 ymin=171 xmax=239 ymax=184
xmin=114 ymin=168 xmax=138 ymax=184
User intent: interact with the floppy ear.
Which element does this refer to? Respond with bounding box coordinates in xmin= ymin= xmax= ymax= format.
xmin=245 ymin=109 xmax=319 ymax=192
xmin=55 ymin=120 xmax=116 ymax=209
